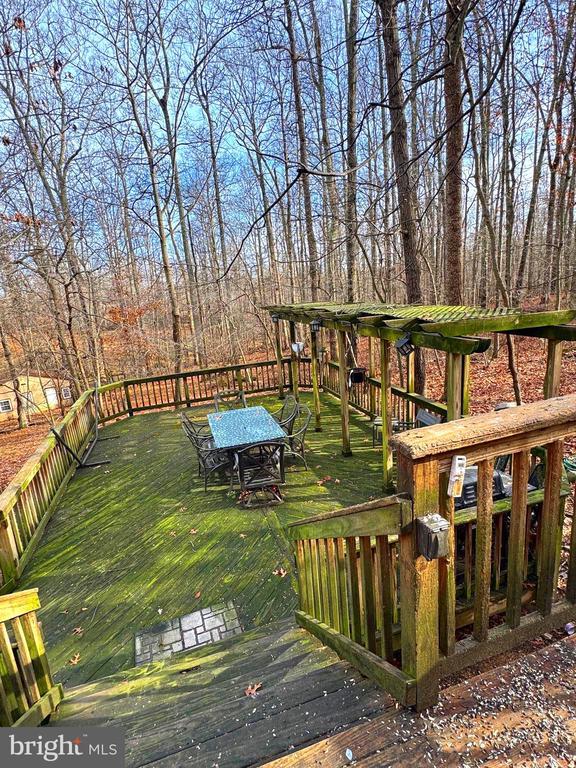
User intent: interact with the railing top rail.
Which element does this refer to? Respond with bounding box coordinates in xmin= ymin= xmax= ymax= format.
xmin=392 ymin=394 xmax=576 ymax=466
xmin=288 ymin=495 xmax=410 ymax=540
xmin=120 ymin=357 xmax=309 ymax=387
xmin=288 ymin=494 xmax=409 ymax=529
xmin=0 ymin=588 xmax=40 ymax=622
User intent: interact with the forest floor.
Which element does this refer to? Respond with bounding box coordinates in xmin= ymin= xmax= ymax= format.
xmin=1 ymin=336 xmax=576 ymax=494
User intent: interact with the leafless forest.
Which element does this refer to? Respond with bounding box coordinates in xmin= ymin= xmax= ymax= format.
xmin=0 ymin=0 xmax=575 ymax=398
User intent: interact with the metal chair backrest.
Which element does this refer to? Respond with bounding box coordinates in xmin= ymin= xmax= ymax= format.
xmin=236 ymin=442 xmax=285 ymax=490
xmin=292 ymin=404 xmax=312 ymax=439
xmin=278 ymin=394 xmax=297 ymax=422
xmin=181 ymin=413 xmax=211 ymax=448
xmin=214 ymin=390 xmax=247 ymax=411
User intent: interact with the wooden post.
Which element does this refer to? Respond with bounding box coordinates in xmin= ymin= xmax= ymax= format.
xmin=368 ymin=336 xmax=376 ymax=418
xmin=544 ymin=339 xmax=563 ymax=398
xmin=0 ymin=517 xmax=19 ymax=589
xmin=406 ymin=351 xmax=415 ymax=424
xmin=310 ymin=330 xmax=322 ymax=432
xmin=336 ymin=330 xmax=352 ymax=456
xmin=397 ymin=454 xmax=440 ymax=711
xmin=461 ymin=355 xmax=471 ymax=416
xmin=380 ymin=339 xmax=394 ymax=491
xmin=289 ymin=321 xmax=299 ymax=401
xmin=446 ymin=352 xmax=463 ymax=421
xmin=273 ymin=321 xmax=285 ymax=400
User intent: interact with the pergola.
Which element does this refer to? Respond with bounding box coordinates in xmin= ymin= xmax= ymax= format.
xmin=265 ymin=302 xmax=576 ymax=490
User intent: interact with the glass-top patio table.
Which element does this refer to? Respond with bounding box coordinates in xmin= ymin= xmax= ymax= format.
xmin=207 ymin=405 xmax=286 ymax=450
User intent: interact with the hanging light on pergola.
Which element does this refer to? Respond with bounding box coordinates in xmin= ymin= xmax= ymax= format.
xmin=271 ymin=313 xmax=279 ymax=324
xmin=310 ymin=317 xmax=323 ymax=334
xmin=395 ymin=333 xmax=414 ymax=357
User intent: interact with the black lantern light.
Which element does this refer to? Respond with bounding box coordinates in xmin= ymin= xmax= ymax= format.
xmin=395 ymin=333 xmax=414 ymax=356
xmin=271 ymin=313 xmax=279 ymax=324
xmin=310 ymin=317 xmax=323 ymax=334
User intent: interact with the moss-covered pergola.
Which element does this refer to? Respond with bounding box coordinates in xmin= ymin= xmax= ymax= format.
xmin=265 ymin=302 xmax=576 ymax=490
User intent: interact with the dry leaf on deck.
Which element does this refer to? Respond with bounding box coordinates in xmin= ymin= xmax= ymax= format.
xmin=244 ymin=682 xmax=262 ymax=697
xmin=273 ymin=567 xmax=287 ymax=578
xmin=68 ymin=653 xmax=81 ymax=665
xmin=71 ymin=627 xmax=84 ymax=636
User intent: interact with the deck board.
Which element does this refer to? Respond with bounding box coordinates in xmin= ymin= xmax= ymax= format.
xmin=19 ymin=393 xmax=383 ymax=686
xmin=53 ymin=620 xmax=394 ymax=767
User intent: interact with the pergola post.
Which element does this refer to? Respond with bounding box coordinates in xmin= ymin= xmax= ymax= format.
xmin=446 ymin=352 xmax=464 ymax=421
xmin=544 ymin=339 xmax=563 ymax=398
xmin=380 ymin=339 xmax=394 ymax=491
xmin=289 ymin=321 xmax=299 ymax=401
xmin=310 ymin=328 xmax=322 ymax=432
xmin=336 ymin=329 xmax=352 ymax=456
xmin=273 ymin=318 xmax=285 ymax=400
xmin=368 ymin=336 xmax=376 ymax=417
xmin=406 ymin=350 xmax=415 ymax=424
xmin=461 ymin=354 xmax=471 ymax=416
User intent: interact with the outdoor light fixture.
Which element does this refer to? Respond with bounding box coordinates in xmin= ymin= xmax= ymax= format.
xmin=395 ymin=333 xmax=414 ymax=356
xmin=271 ymin=313 xmax=279 ymax=324
xmin=310 ymin=317 xmax=323 ymax=334
xmin=291 ymin=341 xmax=305 ymax=357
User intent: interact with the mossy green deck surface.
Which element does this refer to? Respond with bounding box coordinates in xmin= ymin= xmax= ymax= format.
xmin=20 ymin=393 xmax=383 ymax=686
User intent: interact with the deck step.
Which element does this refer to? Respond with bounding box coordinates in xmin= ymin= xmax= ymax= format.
xmin=52 ymin=618 xmax=394 ymax=767
xmin=261 ymin=634 xmax=576 ymax=767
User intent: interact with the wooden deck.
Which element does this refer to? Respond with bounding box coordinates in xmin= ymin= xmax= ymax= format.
xmin=20 ymin=393 xmax=383 ymax=686
xmin=53 ymin=614 xmax=576 ymax=766
xmin=53 ymin=619 xmax=393 ymax=766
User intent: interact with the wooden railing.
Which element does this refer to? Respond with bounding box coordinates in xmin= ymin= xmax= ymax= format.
xmin=322 ymin=360 xmax=447 ymax=424
xmin=0 ymin=392 xmax=96 ymax=593
xmin=0 ymin=589 xmax=63 ymax=725
xmin=392 ymin=395 xmax=576 ymax=709
xmin=98 ymin=358 xmax=312 ymax=423
xmin=290 ymin=496 xmax=417 ymax=705
xmin=291 ymin=395 xmax=576 ymax=710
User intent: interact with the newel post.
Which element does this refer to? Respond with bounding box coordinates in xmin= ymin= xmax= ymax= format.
xmin=0 ymin=514 xmax=19 ymax=589
xmin=396 ymin=451 xmax=440 ymax=711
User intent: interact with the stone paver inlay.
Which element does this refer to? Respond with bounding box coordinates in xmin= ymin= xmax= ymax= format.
xmin=134 ymin=601 xmax=242 ymax=665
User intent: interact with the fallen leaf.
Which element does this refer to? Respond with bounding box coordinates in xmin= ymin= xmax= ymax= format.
xmin=244 ymin=682 xmax=262 ymax=697
xmin=334 ymin=479 xmax=341 ymax=485
xmin=239 ymin=533 xmax=247 ymax=539
xmin=71 ymin=627 xmax=84 ymax=636
xmin=169 ymin=530 xmax=177 ymax=537
xmin=189 ymin=528 xmax=198 ymax=535
xmin=68 ymin=653 xmax=81 ymax=666
xmin=157 ymin=608 xmax=163 ymax=615
xmin=273 ymin=567 xmax=287 ymax=578
xmin=194 ymin=591 xmax=201 ymax=599
xmin=80 ymin=607 xmax=88 ymax=612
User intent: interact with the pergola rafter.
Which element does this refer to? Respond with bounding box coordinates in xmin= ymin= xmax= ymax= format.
xmin=265 ymin=302 xmax=576 ymax=490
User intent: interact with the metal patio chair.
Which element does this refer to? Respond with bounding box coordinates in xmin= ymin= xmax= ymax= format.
xmin=272 ymin=395 xmax=298 ymax=435
xmin=235 ymin=441 xmax=285 ymax=506
xmin=283 ymin=405 xmax=312 ymax=469
xmin=181 ymin=413 xmax=216 ymax=476
xmin=197 ymin=441 xmax=233 ymax=491
xmin=214 ymin=390 xmax=247 ymax=411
